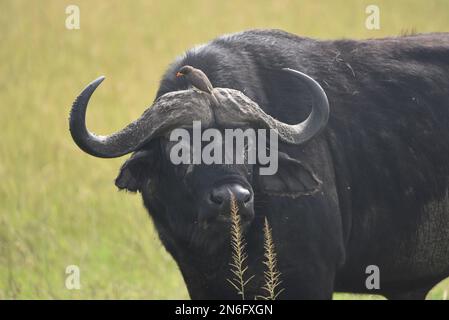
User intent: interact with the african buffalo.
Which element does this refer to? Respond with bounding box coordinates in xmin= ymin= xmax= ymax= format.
xmin=69 ymin=29 xmax=449 ymax=299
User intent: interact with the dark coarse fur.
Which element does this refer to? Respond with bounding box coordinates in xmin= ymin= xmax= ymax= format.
xmin=120 ymin=30 xmax=449 ymax=299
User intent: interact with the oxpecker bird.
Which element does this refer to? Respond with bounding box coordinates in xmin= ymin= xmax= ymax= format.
xmin=176 ymin=65 xmax=219 ymax=105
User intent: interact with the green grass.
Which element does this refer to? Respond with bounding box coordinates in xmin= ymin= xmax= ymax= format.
xmin=0 ymin=0 xmax=448 ymax=299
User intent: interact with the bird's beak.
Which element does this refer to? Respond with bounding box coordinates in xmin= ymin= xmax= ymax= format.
xmin=176 ymin=72 xmax=183 ymax=77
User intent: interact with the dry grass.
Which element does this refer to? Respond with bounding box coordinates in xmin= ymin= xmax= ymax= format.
xmin=259 ymin=218 xmax=284 ymax=300
xmin=227 ymin=198 xmax=284 ymax=300
xmin=227 ymin=195 xmax=254 ymax=300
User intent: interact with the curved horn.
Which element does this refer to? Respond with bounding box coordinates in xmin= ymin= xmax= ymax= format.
xmin=275 ymin=68 xmax=330 ymax=144
xmin=213 ymin=68 xmax=329 ymax=145
xmin=69 ymin=76 xmax=213 ymax=158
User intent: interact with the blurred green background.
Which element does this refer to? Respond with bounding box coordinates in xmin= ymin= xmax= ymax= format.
xmin=0 ymin=0 xmax=448 ymax=299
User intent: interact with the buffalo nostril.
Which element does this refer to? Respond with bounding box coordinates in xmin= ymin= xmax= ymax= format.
xmin=241 ymin=189 xmax=251 ymax=203
xmin=210 ymin=184 xmax=252 ymax=207
xmin=210 ymin=190 xmax=224 ymax=205
xmin=232 ymin=185 xmax=252 ymax=203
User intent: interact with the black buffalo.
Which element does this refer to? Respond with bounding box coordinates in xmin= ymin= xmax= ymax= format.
xmin=69 ymin=30 xmax=449 ymax=299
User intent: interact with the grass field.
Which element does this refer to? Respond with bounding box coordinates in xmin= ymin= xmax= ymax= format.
xmin=0 ymin=0 xmax=448 ymax=299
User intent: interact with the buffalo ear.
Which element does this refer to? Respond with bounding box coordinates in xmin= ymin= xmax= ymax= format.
xmin=115 ymin=149 xmax=158 ymax=193
xmin=257 ymin=152 xmax=322 ymax=198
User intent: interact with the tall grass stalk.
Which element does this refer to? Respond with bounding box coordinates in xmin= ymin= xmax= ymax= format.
xmin=227 ymin=195 xmax=254 ymax=300
xmin=260 ymin=217 xmax=284 ymax=300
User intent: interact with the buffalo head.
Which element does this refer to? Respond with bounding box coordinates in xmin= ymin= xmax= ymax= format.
xmin=69 ymin=68 xmax=329 ymax=252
